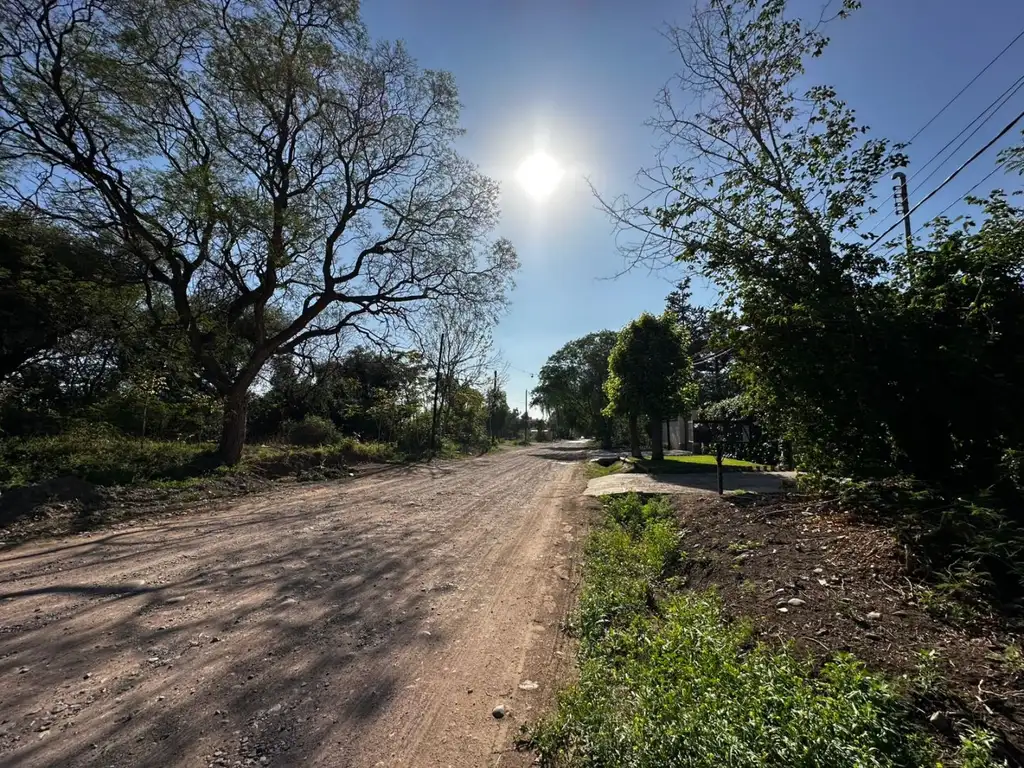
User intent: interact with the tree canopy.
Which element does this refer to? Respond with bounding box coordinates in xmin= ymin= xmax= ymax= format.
xmin=0 ymin=0 xmax=517 ymax=463
xmin=532 ymin=331 xmax=619 ymax=447
xmin=604 ymin=313 xmax=693 ymax=460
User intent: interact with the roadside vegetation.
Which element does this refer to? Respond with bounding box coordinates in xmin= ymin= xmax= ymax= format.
xmin=632 ymin=454 xmax=768 ymax=474
xmin=529 ymin=0 xmax=1024 ymax=673
xmin=0 ymin=0 xmax=540 ymax=532
xmin=583 ymin=460 xmax=626 ymax=480
xmin=525 ymin=494 xmax=1009 ymax=767
xmin=526 ymin=0 xmax=1024 ymax=759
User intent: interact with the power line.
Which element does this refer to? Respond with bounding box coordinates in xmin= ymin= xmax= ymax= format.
xmin=866 ymin=108 xmax=1024 ymax=253
xmin=909 ymin=75 xmax=1024 ymax=191
xmin=866 ymin=73 xmax=1024 ymax=237
xmin=914 ymin=166 xmax=1004 ymax=241
xmin=905 ymin=25 xmax=1024 ymax=146
xmin=875 ymin=164 xmax=1005 ymax=262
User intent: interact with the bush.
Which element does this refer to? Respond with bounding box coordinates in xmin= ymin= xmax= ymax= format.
xmin=284 ymin=416 xmax=338 ymax=446
xmin=0 ymin=423 xmax=216 ymax=489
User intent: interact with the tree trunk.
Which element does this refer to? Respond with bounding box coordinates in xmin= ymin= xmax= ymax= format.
xmin=649 ymin=417 xmax=665 ymax=461
xmin=628 ymin=413 xmax=641 ymax=458
xmin=219 ymin=390 xmax=248 ymax=466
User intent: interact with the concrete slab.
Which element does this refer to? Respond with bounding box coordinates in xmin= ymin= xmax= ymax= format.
xmin=583 ymin=471 xmax=798 ymax=497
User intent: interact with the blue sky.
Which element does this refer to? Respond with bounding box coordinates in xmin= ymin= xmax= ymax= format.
xmin=361 ymin=0 xmax=1024 ymax=415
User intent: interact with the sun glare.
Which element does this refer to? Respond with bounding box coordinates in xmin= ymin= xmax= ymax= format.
xmin=515 ymin=151 xmax=565 ymax=201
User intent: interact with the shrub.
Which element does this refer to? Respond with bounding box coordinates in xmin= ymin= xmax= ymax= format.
xmin=284 ymin=416 xmax=338 ymax=446
xmin=0 ymin=423 xmax=215 ymax=489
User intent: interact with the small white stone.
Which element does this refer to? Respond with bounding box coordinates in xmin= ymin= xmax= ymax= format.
xmin=866 ymin=611 xmax=882 ymax=621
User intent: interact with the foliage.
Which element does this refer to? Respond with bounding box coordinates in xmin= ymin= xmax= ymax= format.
xmin=665 ymin=277 xmax=711 ymax=359
xmin=957 ymin=729 xmax=1009 ymax=768
xmin=604 ymin=312 xmax=695 ymax=458
xmin=528 ymin=493 xmax=934 ymax=768
xmin=533 ymin=331 xmax=620 ymax=447
xmin=0 ymin=0 xmax=517 ymax=462
xmin=0 ymin=425 xmax=399 ymax=494
xmin=0 ymin=424 xmax=216 ymax=489
xmin=0 ymin=212 xmax=139 ymax=386
xmin=284 ymin=416 xmax=339 ymax=447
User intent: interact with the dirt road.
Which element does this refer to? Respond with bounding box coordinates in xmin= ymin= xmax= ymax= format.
xmin=0 ymin=444 xmax=587 ymax=768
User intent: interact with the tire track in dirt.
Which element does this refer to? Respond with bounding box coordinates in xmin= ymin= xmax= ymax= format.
xmin=0 ymin=443 xmax=587 ymax=768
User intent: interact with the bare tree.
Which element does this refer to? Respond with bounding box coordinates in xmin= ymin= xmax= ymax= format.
xmin=0 ymin=0 xmax=518 ymax=463
xmin=597 ymin=0 xmax=904 ymax=283
xmin=412 ymin=301 xmax=503 ymax=453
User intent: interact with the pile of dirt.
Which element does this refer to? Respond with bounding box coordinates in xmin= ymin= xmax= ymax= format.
xmin=673 ymin=493 xmax=1024 ymax=764
xmin=0 ymin=475 xmax=101 ymax=525
xmin=249 ymin=451 xmax=353 ymax=480
xmin=0 ymin=473 xmax=277 ymax=546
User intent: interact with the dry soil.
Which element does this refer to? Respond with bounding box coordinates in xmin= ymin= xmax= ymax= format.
xmin=0 ymin=443 xmax=588 ymax=768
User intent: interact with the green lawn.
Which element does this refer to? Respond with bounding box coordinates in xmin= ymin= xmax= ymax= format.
xmin=634 ymin=454 xmax=771 ymax=474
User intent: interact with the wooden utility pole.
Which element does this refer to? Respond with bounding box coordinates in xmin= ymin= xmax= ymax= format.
xmin=429 ymin=333 xmax=445 ymax=456
xmin=489 ymin=369 xmax=497 ymax=444
xmin=892 ymin=171 xmax=912 ymax=253
xmin=524 ymin=389 xmax=529 ymax=442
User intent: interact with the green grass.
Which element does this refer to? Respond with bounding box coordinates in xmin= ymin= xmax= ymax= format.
xmin=524 ymin=493 xmax=971 ymax=768
xmin=0 ymin=426 xmax=397 ymax=491
xmin=634 ymin=454 xmax=770 ymax=474
xmin=584 ymin=460 xmax=625 ymax=479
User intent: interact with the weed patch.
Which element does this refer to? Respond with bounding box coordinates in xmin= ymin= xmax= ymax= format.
xmin=525 ymin=493 xmax=964 ymax=768
xmin=583 ymin=460 xmax=625 ymax=480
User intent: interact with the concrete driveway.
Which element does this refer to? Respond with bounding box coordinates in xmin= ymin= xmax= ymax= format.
xmin=584 ymin=470 xmax=797 ymax=496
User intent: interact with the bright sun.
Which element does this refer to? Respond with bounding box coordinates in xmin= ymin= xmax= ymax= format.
xmin=515 ymin=151 xmax=564 ymax=201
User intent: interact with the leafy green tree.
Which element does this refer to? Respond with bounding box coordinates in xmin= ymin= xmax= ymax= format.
xmin=604 ymin=313 xmax=694 ymax=460
xmin=0 ymin=213 xmax=139 ymax=388
xmin=445 ymin=384 xmax=488 ymax=450
xmin=249 ymin=347 xmax=425 ymax=442
xmin=486 ymin=387 xmax=512 ymax=443
xmin=0 ymin=0 xmax=517 ymax=464
xmin=607 ymin=0 xmax=906 ymax=473
xmin=533 ymin=331 xmax=619 ymax=447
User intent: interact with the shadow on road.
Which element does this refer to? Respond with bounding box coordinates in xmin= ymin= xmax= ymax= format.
xmin=0 ymin=483 xmax=462 ymax=766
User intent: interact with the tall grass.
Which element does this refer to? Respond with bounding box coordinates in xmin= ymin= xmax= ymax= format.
xmin=0 ymin=424 xmax=397 ymax=490
xmin=0 ymin=423 xmax=215 ymax=489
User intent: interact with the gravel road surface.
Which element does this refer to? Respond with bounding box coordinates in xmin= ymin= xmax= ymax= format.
xmin=0 ymin=444 xmax=587 ymax=768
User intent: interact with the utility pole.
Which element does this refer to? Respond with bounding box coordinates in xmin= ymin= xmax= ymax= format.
xmin=524 ymin=389 xmax=529 ymax=443
xmin=429 ymin=333 xmax=445 ymax=457
xmin=892 ymin=172 xmax=912 ymax=254
xmin=489 ymin=369 xmax=497 ymax=444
